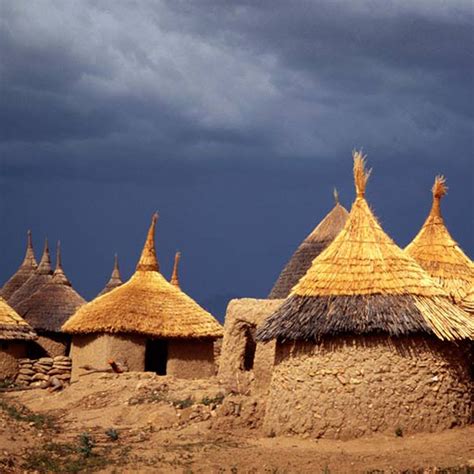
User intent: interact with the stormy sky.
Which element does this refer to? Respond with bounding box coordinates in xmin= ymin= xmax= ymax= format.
xmin=1 ymin=1 xmax=473 ymax=319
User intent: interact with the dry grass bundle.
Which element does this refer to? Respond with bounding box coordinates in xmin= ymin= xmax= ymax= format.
xmin=16 ymin=242 xmax=86 ymax=333
xmin=63 ymin=215 xmax=223 ymax=339
xmin=269 ymin=191 xmax=349 ymax=299
xmin=405 ymin=176 xmax=473 ymax=302
xmin=1 ymin=230 xmax=37 ymax=301
xmin=170 ymin=251 xmax=181 ymax=288
xmin=9 ymin=239 xmax=53 ymax=309
xmin=460 ymin=286 xmax=474 ymax=315
xmin=0 ymin=297 xmax=36 ymax=340
xmin=257 ymin=151 xmax=474 ymax=342
xmin=97 ymin=254 xmax=123 ymax=297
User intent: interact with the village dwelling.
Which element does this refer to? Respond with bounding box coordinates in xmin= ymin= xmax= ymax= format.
xmin=97 ymin=254 xmax=123 ymax=297
xmin=15 ymin=242 xmax=86 ymax=358
xmin=1 ymin=230 xmax=38 ymax=301
xmin=256 ymin=152 xmax=474 ymax=440
xmin=62 ymin=214 xmax=223 ymax=380
xmin=0 ymin=297 xmax=36 ymax=380
xmin=405 ymin=175 xmax=474 ymax=304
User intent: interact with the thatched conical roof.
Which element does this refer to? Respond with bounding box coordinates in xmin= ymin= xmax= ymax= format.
xmin=16 ymin=242 xmax=86 ymax=333
xmin=269 ymin=190 xmax=349 ymax=299
xmin=9 ymin=239 xmax=53 ymax=310
xmin=62 ymin=214 xmax=223 ymax=339
xmin=97 ymin=255 xmax=123 ymax=297
xmin=1 ymin=231 xmax=38 ymax=301
xmin=170 ymin=251 xmax=181 ymax=288
xmin=257 ymin=152 xmax=474 ymax=342
xmin=405 ymin=176 xmax=474 ymax=303
xmin=0 ymin=297 xmax=36 ymax=340
xmin=460 ymin=286 xmax=474 ymax=315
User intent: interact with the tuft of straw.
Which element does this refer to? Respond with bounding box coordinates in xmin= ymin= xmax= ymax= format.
xmin=170 ymin=251 xmax=181 ymax=288
xmin=353 ymin=150 xmax=371 ymax=198
xmin=432 ymin=175 xmax=447 ymax=199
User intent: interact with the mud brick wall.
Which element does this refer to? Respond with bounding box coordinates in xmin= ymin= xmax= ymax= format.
xmin=15 ymin=356 xmax=72 ymax=389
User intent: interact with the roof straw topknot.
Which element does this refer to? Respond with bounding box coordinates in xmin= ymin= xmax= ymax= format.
xmin=405 ymin=175 xmax=474 ymax=303
xmin=8 ymin=238 xmax=53 ymax=309
xmin=170 ymin=251 xmax=181 ymax=288
xmin=62 ymin=214 xmax=223 ymax=339
xmin=0 ymin=297 xmax=37 ymax=341
xmin=257 ymin=151 xmax=474 ymax=343
xmin=97 ymin=254 xmax=123 ymax=297
xmin=1 ymin=230 xmax=38 ymax=301
xmin=268 ymin=188 xmax=349 ymax=299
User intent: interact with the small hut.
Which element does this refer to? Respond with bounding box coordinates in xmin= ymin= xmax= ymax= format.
xmin=1 ymin=230 xmax=37 ymax=301
xmin=269 ymin=190 xmax=348 ymax=299
xmin=97 ymin=255 xmax=123 ymax=297
xmin=63 ymin=214 xmax=223 ymax=380
xmin=405 ymin=176 xmax=474 ymax=303
xmin=9 ymin=239 xmax=53 ymax=309
xmin=257 ymin=152 xmax=473 ymax=439
xmin=15 ymin=242 xmax=86 ymax=357
xmin=0 ymin=297 xmax=36 ymax=380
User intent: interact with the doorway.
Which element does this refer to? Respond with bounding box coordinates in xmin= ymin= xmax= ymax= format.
xmin=145 ymin=339 xmax=168 ymax=375
xmin=242 ymin=325 xmax=257 ymax=371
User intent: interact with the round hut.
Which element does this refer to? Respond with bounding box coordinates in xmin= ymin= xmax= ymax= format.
xmin=0 ymin=297 xmax=36 ymax=380
xmin=9 ymin=239 xmax=53 ymax=309
xmin=268 ymin=190 xmax=348 ymax=299
xmin=62 ymin=214 xmax=223 ymax=380
xmin=15 ymin=242 xmax=86 ymax=357
xmin=257 ymin=152 xmax=473 ymax=440
xmin=97 ymin=254 xmax=123 ymax=297
xmin=1 ymin=230 xmax=37 ymax=301
xmin=405 ymin=176 xmax=473 ymax=303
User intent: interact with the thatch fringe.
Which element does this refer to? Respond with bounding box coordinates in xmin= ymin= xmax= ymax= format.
xmin=0 ymin=298 xmax=36 ymax=341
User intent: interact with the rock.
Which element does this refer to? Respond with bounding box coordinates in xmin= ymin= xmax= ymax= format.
xmin=18 ymin=368 xmax=35 ymax=375
xmin=38 ymin=357 xmax=54 ymax=364
xmin=53 ymin=356 xmax=71 ymax=362
xmin=47 ymin=369 xmax=63 ymax=376
xmin=56 ymin=373 xmax=71 ymax=381
xmin=30 ymin=381 xmax=44 ymax=388
xmin=32 ymin=373 xmax=49 ymax=381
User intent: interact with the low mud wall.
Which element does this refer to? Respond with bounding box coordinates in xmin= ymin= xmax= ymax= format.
xmin=167 ymin=340 xmax=215 ymax=379
xmin=263 ymin=335 xmax=472 ymax=439
xmin=0 ymin=342 xmax=27 ymax=380
xmin=15 ymin=356 xmax=72 ymax=389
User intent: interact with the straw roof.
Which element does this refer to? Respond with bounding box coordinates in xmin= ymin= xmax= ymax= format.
xmin=97 ymin=254 xmax=123 ymax=297
xmin=9 ymin=239 xmax=53 ymax=310
xmin=257 ymin=152 xmax=474 ymax=343
xmin=460 ymin=286 xmax=474 ymax=315
xmin=62 ymin=214 xmax=223 ymax=339
xmin=405 ymin=176 xmax=474 ymax=303
xmin=170 ymin=251 xmax=181 ymax=288
xmin=16 ymin=242 xmax=86 ymax=333
xmin=1 ymin=231 xmax=38 ymax=301
xmin=269 ymin=190 xmax=348 ymax=299
xmin=0 ymin=297 xmax=36 ymax=341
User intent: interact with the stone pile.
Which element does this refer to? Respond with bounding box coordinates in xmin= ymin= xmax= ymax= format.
xmin=15 ymin=356 xmax=72 ymax=390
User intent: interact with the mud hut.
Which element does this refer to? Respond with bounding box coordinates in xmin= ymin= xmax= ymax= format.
xmin=9 ymin=239 xmax=53 ymax=310
xmin=257 ymin=152 xmax=473 ymax=440
xmin=1 ymin=230 xmax=37 ymax=301
xmin=15 ymin=242 xmax=86 ymax=358
xmin=63 ymin=214 xmax=223 ymax=380
xmin=0 ymin=297 xmax=36 ymax=380
xmin=405 ymin=176 xmax=474 ymax=303
xmin=97 ymin=254 xmax=123 ymax=297
xmin=269 ymin=190 xmax=348 ymax=299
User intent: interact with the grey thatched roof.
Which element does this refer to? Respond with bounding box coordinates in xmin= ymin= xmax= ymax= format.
xmin=97 ymin=254 xmax=123 ymax=297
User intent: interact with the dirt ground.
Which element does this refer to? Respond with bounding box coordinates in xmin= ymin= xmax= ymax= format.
xmin=0 ymin=372 xmax=472 ymax=473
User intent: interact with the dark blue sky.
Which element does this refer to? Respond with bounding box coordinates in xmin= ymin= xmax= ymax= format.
xmin=1 ymin=1 xmax=473 ymax=320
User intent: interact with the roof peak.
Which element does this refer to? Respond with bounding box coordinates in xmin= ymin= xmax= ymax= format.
xmin=430 ymin=175 xmax=447 ymax=218
xmin=21 ymin=230 xmax=37 ymax=269
xmin=52 ymin=241 xmax=71 ymax=286
xmin=136 ymin=213 xmax=160 ymax=272
xmin=37 ymin=238 xmax=53 ymax=275
xmin=353 ymin=150 xmax=372 ymax=198
xmin=170 ymin=251 xmax=181 ymax=288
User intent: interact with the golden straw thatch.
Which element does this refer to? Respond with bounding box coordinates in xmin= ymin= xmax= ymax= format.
xmin=16 ymin=242 xmax=86 ymax=333
xmin=170 ymin=251 xmax=181 ymax=288
xmin=257 ymin=152 xmax=474 ymax=342
xmin=97 ymin=254 xmax=123 ymax=297
xmin=1 ymin=230 xmax=37 ymax=301
xmin=405 ymin=176 xmax=474 ymax=303
xmin=62 ymin=214 xmax=223 ymax=338
xmin=9 ymin=239 xmax=53 ymax=310
xmin=269 ymin=190 xmax=348 ymax=298
xmin=460 ymin=286 xmax=474 ymax=315
xmin=0 ymin=297 xmax=36 ymax=341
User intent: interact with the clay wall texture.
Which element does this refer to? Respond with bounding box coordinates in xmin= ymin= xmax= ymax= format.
xmin=167 ymin=339 xmax=215 ymax=379
xmin=218 ymin=298 xmax=283 ymax=391
xmin=0 ymin=342 xmax=27 ymax=380
xmin=264 ymin=335 xmax=472 ymax=440
xmin=36 ymin=333 xmax=69 ymax=357
xmin=70 ymin=333 xmax=145 ymax=380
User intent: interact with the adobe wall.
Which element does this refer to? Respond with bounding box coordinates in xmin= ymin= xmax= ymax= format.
xmin=0 ymin=342 xmax=27 ymax=380
xmin=218 ymin=298 xmax=283 ymax=392
xmin=36 ymin=333 xmax=70 ymax=357
xmin=167 ymin=339 xmax=215 ymax=379
xmin=70 ymin=333 xmax=146 ymax=380
xmin=263 ymin=335 xmax=472 ymax=440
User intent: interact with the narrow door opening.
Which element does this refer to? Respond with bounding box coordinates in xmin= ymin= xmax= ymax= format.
xmin=243 ymin=325 xmax=257 ymax=371
xmin=145 ymin=339 xmax=168 ymax=375
xmin=26 ymin=341 xmax=48 ymax=359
